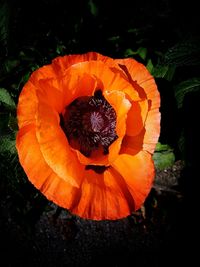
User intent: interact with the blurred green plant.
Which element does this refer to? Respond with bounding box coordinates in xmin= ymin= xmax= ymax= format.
xmin=174 ymin=78 xmax=200 ymax=109
xmin=0 ymin=0 xmax=10 ymax=55
xmin=153 ymin=142 xmax=175 ymax=170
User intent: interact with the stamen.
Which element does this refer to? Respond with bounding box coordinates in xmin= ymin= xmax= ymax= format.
xmin=61 ymin=90 xmax=118 ymax=158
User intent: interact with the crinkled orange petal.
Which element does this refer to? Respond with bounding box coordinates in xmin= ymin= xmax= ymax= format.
xmin=36 ymin=79 xmax=64 ymax=113
xmin=72 ymin=170 xmax=105 ymax=220
xmin=52 ymin=51 xmax=128 ymax=78
xmin=126 ymin=99 xmax=148 ymax=136
xmin=112 ymin=151 xmax=154 ymax=210
xmin=63 ymin=60 xmax=141 ymax=101
xmin=116 ymin=58 xmax=161 ymax=153
xmin=103 ymin=90 xmax=131 ymax=163
xmin=16 ymin=124 xmax=81 ymax=208
xmin=115 ymin=58 xmax=160 ymax=104
xmin=17 ymin=81 xmax=38 ymax=128
xmin=143 ymin=108 xmax=161 ymax=153
xmin=72 ymin=168 xmax=132 ymax=220
xmin=103 ymin=90 xmax=131 ymax=138
xmin=120 ymin=129 xmax=145 ymax=155
xmin=59 ymin=71 xmax=97 ymax=108
xmin=108 ymin=137 xmax=123 ymax=163
xmin=31 ymin=70 xmax=97 ymax=113
xmin=17 ymin=63 xmax=61 ymax=129
xmin=36 ymin=100 xmax=84 ymax=187
xmin=30 ymin=64 xmax=57 ymax=82
xmin=52 ymin=52 xmax=115 ymax=74
xmin=102 ymin=168 xmax=133 ymax=219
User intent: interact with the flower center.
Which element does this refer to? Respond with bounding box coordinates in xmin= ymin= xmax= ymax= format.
xmin=61 ymin=90 xmax=118 ymax=157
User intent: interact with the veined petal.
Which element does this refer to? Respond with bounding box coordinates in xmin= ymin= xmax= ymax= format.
xmin=116 ymin=58 xmax=160 ymax=109
xmin=17 ymin=81 xmax=38 ymax=128
xmin=72 ymin=170 xmax=105 ymax=220
xmin=72 ymin=168 xmax=132 ymax=220
xmin=112 ymin=150 xmax=154 ymax=210
xmin=116 ymin=58 xmax=161 ymax=153
xmin=16 ymin=124 xmax=81 ymax=208
xmin=62 ymin=60 xmax=141 ymax=101
xmin=36 ymin=100 xmax=84 ymax=187
xmin=52 ymin=52 xmax=114 ymax=73
xmin=32 ymin=70 xmax=97 ymax=113
xmin=143 ymin=108 xmax=161 ymax=153
xmin=108 ymin=137 xmax=123 ymax=163
xmin=60 ymin=71 xmax=97 ymax=108
xmin=30 ymin=64 xmax=57 ymax=82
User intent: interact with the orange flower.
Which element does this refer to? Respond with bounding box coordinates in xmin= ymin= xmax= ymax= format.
xmin=16 ymin=52 xmax=160 ymax=220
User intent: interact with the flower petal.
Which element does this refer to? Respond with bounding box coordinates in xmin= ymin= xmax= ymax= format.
xmin=126 ymin=99 xmax=148 ymax=136
xmin=103 ymin=90 xmax=131 ymax=137
xmin=64 ymin=60 xmax=141 ymax=101
xmin=52 ymin=51 xmax=113 ymax=74
xmin=120 ymin=130 xmax=145 ymax=155
xmin=32 ymin=70 xmax=97 ymax=113
xmin=30 ymin=64 xmax=57 ymax=82
xmin=143 ymin=108 xmax=161 ymax=153
xmin=72 ymin=168 xmax=133 ymax=220
xmin=116 ymin=58 xmax=161 ymax=153
xmin=112 ymin=151 xmax=154 ymax=210
xmin=72 ymin=147 xmax=109 ymax=166
xmin=59 ymin=71 xmax=97 ymax=108
xmin=36 ymin=100 xmax=84 ymax=187
xmin=17 ymin=81 xmax=38 ymax=128
xmin=16 ymin=124 xmax=81 ymax=208
xmin=116 ymin=58 xmax=160 ymax=108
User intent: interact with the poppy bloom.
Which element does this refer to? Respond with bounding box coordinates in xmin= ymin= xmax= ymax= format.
xmin=16 ymin=52 xmax=160 ymax=220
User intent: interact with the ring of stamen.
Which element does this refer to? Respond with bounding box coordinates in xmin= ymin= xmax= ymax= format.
xmin=61 ymin=90 xmax=118 ymax=158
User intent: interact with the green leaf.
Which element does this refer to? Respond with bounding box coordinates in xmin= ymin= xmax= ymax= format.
xmin=151 ymin=65 xmax=176 ymax=81
xmin=137 ymin=47 xmax=147 ymax=60
xmin=153 ymin=151 xmax=175 ymax=170
xmin=163 ymin=40 xmax=200 ymax=66
xmin=0 ymin=88 xmax=16 ymax=109
xmin=0 ymin=134 xmax=16 ymax=154
xmin=88 ymin=0 xmax=98 ymax=16
xmin=174 ymin=78 xmax=200 ymax=109
xmin=155 ymin=142 xmax=172 ymax=152
xmin=153 ymin=142 xmax=175 ymax=170
xmin=4 ymin=59 xmax=20 ymax=73
xmin=146 ymin=59 xmax=154 ymax=73
xmin=124 ymin=48 xmax=135 ymax=57
xmin=124 ymin=47 xmax=147 ymax=60
xmin=8 ymin=114 xmax=18 ymax=131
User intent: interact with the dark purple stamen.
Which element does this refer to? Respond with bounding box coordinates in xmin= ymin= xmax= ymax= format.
xmin=61 ymin=90 xmax=118 ymax=158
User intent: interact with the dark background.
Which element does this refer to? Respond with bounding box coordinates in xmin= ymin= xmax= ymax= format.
xmin=0 ymin=0 xmax=199 ymax=266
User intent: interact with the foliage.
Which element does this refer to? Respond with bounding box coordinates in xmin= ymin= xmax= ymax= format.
xmin=153 ymin=142 xmax=175 ymax=170
xmin=174 ymin=78 xmax=200 ymax=109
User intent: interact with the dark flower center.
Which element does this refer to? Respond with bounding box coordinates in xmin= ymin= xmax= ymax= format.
xmin=61 ymin=90 xmax=118 ymax=158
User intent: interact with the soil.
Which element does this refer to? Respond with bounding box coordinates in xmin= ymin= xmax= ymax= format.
xmin=0 ymin=160 xmax=196 ymax=266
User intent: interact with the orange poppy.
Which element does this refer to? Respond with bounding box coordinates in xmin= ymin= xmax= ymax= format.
xmin=16 ymin=52 xmax=160 ymax=220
